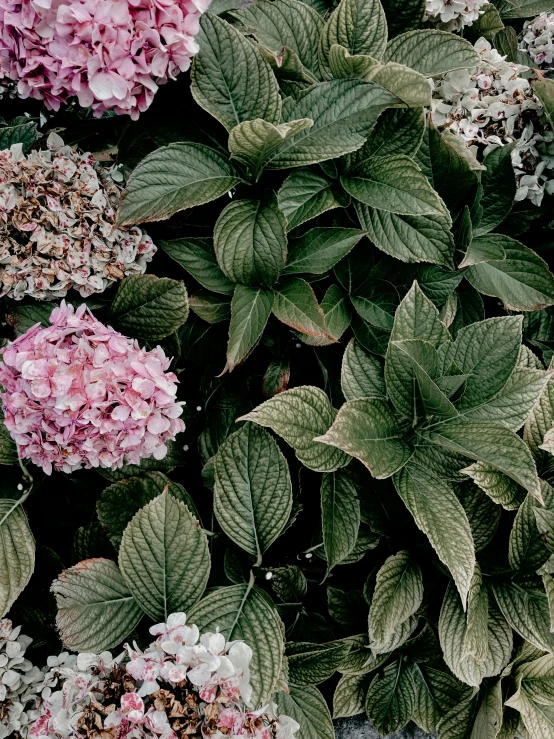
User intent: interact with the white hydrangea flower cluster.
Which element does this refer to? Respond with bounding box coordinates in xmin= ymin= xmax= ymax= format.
xmin=6 ymin=613 xmax=299 ymax=739
xmin=425 ymin=0 xmax=488 ymax=31
xmin=431 ymin=37 xmax=554 ymax=205
xmin=0 ymin=619 xmax=44 ymax=739
xmin=520 ymin=12 xmax=554 ymax=68
xmin=0 ymin=133 xmax=156 ymax=301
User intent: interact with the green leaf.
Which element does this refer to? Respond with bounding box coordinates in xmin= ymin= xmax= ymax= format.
xmin=466 ymin=236 xmax=554 ymax=312
xmin=381 ymin=0 xmax=425 ymax=37
xmin=238 ymin=386 xmax=350 ymax=472
xmin=355 ymin=203 xmax=454 ymax=268
xmin=119 ymin=491 xmax=210 ymax=621
xmin=319 ymin=0 xmax=388 ymax=77
xmin=284 ymin=227 xmax=365 ymax=275
xmin=475 ymin=144 xmax=517 ymax=236
xmin=439 ymin=579 xmax=513 ymax=687
xmin=97 ymin=472 xmax=198 ymax=549
xmin=358 ymin=107 xmax=425 ymax=161
xmin=189 ymin=291 xmax=231 ymax=323
xmin=342 ymin=155 xmax=449 ymax=217
xmin=229 ymin=118 xmax=314 ymax=177
xmin=394 ymin=455 xmax=475 ymax=604
xmin=509 ymin=485 xmax=553 ymax=572
xmin=525 ymin=364 xmax=554 ymax=461
xmin=365 ymin=659 xmax=415 ymax=736
xmin=333 ymin=673 xmax=372 ymax=719
xmin=492 ymin=581 xmax=554 ymax=653
xmin=471 ymin=3 xmax=504 ymax=36
xmin=410 ymin=663 xmax=463 ymax=733
xmin=365 ymin=62 xmax=432 ymax=107
xmin=321 ymin=470 xmax=360 ymax=572
xmin=0 ymin=120 xmax=37 ymax=151
xmin=232 ymin=0 xmax=324 ymax=79
xmin=459 ymin=237 xmax=506 ymax=269
xmin=227 ymin=285 xmax=274 ymax=371
xmin=327 ymin=44 xmax=381 ymax=79
xmin=116 ymin=144 xmax=240 ymax=226
xmin=315 ymin=397 xmax=413 ymax=479
xmin=272 ymin=277 xmax=333 ymax=340
xmin=188 ymin=584 xmax=284 ymax=704
xmin=533 ymin=78 xmax=554 ymax=132
xmin=0 ymin=499 xmax=35 ymax=617
xmin=270 ymin=565 xmax=308 ymax=603
xmin=0 ymin=417 xmax=18 ymax=466
xmin=462 ymin=462 xmax=526 ymax=510
xmin=494 ymin=0 xmax=554 ymax=19
xmin=277 ymin=169 xmax=348 ymax=231
xmin=191 ymin=13 xmax=281 ymax=130
xmin=318 ymin=285 xmax=351 ymax=341
xmin=214 ymin=194 xmax=287 ymax=287
xmin=439 ymin=315 xmax=523 ymax=412
xmin=266 ymin=79 xmax=400 ymax=168
xmin=419 ymin=419 xmax=541 ymax=500
xmin=275 ymin=685 xmax=334 ymax=739
xmin=384 ymin=29 xmax=480 ymax=75
xmin=110 ymin=275 xmax=188 ymax=341
xmin=52 ymin=558 xmax=142 ymax=652
xmin=368 ymin=551 xmax=423 ymax=645
xmin=159 ymin=237 xmax=234 ymax=296
xmin=341 ymin=338 xmax=386 ymax=401
xmin=214 ymin=424 xmax=292 ymax=558
xmin=288 ymin=640 xmax=352 ymax=685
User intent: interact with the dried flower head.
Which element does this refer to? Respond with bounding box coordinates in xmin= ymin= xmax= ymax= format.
xmin=0 ymin=619 xmax=44 ymax=739
xmin=27 ymin=612 xmax=299 ymax=739
xmin=0 ymin=0 xmax=210 ymax=119
xmin=425 ymin=0 xmax=488 ymax=31
xmin=0 ymin=301 xmax=185 ymax=475
xmin=520 ymin=12 xmax=554 ymax=69
xmin=431 ymin=37 xmax=554 ymax=205
xmin=0 ymin=133 xmax=156 ymax=301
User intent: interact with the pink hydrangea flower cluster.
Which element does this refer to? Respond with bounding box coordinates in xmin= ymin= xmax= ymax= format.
xmin=0 ymin=133 xmax=156 ymax=301
xmin=0 ymin=301 xmax=185 ymax=474
xmin=27 ymin=613 xmax=299 ymax=739
xmin=0 ymin=0 xmax=210 ymax=119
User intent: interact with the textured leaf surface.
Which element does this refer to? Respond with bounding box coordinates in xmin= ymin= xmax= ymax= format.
xmin=276 ymin=686 xmax=334 ymax=739
xmin=188 ymin=584 xmax=284 ymax=704
xmin=288 ymin=641 xmax=352 ymax=685
xmin=191 ymin=13 xmax=281 ymax=130
xmin=229 ymin=118 xmax=313 ymax=175
xmin=52 ymin=558 xmax=142 ymax=652
xmin=159 ymin=237 xmax=234 ymax=296
xmin=333 ymin=673 xmax=372 ymax=719
xmin=284 ymin=227 xmax=365 ymax=275
xmin=365 ymin=659 xmax=415 ymax=736
xmin=117 ymin=144 xmax=240 ymax=226
xmin=394 ymin=456 xmax=475 ymax=604
xmin=214 ymin=424 xmax=292 ymax=557
xmin=492 ymin=582 xmax=554 ymax=653
xmin=462 ymin=462 xmax=526 ymax=510
xmin=227 ymin=286 xmax=273 ymax=372
xmin=110 ymin=275 xmax=189 ymax=341
xmin=0 ymin=499 xmax=35 ymax=617
xmin=238 ymin=386 xmax=349 ymax=472
xmin=321 ymin=471 xmax=360 ymax=572
xmin=384 ymin=29 xmax=480 ymax=75
xmin=277 ymin=170 xmax=347 ymax=230
xmin=368 ymin=551 xmax=423 ymax=644
xmin=273 ymin=278 xmax=333 ymax=340
xmin=119 ymin=491 xmax=210 ymax=621
xmin=316 ymin=398 xmax=413 ymax=479
xmin=214 ymin=195 xmax=287 ymax=287
xmin=341 ymin=338 xmax=386 ymax=400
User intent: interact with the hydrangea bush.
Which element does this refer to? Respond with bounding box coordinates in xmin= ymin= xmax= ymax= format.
xmin=4 ymin=1 xmax=554 ymax=739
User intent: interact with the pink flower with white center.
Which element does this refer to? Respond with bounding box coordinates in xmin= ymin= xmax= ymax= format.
xmin=0 ymin=0 xmax=209 ymax=119
xmin=0 ymin=301 xmax=185 ymax=474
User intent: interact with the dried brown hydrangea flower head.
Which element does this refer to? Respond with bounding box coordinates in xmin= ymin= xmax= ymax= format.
xmin=0 ymin=133 xmax=156 ymax=301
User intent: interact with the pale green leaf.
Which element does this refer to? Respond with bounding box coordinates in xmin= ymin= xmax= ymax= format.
xmin=394 ymin=456 xmax=475 ymax=604
xmin=466 ymin=236 xmax=554 ymax=312
xmin=272 ymin=277 xmax=334 ymax=340
xmin=509 ymin=484 xmax=553 ymax=571
xmin=238 ymin=386 xmax=350 ymax=472
xmin=191 ymin=13 xmax=281 ymax=130
xmin=462 ymin=462 xmax=526 ymax=510
xmin=110 ymin=275 xmax=189 ymax=341
xmin=116 ymin=144 xmax=240 ymax=226
xmin=410 ymin=663 xmax=463 ymax=733
xmin=342 ymin=155 xmax=449 ymax=217
xmin=333 ymin=673 xmax=372 ymax=719
xmin=459 ymin=238 xmax=506 ymax=268
xmin=214 ymin=195 xmax=287 ymax=287
xmin=52 ymin=559 xmax=142 ymax=652
xmin=188 ymin=584 xmax=284 ymax=704
xmin=475 ymin=144 xmax=517 ymax=236
xmin=494 ymin=0 xmax=554 ymax=19
xmin=214 ymin=424 xmax=292 ymax=558
xmin=327 ymin=44 xmax=381 ymax=79
xmin=119 ymin=491 xmax=210 ymax=621
xmin=492 ymin=582 xmax=554 ymax=653
xmin=0 ymin=499 xmax=35 ymax=617
xmin=365 ymin=62 xmax=432 ymax=107
xmin=227 ymin=285 xmax=273 ymax=371
xmin=321 ymin=470 xmax=360 ymax=572
xmin=341 ymin=338 xmax=386 ymax=401
xmin=384 ymin=29 xmax=480 ymax=75
xmin=525 ymin=362 xmax=554 ymax=461
xmin=229 ymin=118 xmax=313 ymax=177
xmin=284 ymin=227 xmax=365 ymax=275
xmin=315 ymin=397 xmax=413 ymax=479
xmin=368 ymin=550 xmax=423 ymax=644
xmin=276 ymin=685 xmax=334 ymax=739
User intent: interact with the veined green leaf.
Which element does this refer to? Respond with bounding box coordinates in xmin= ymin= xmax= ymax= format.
xmin=365 ymin=62 xmax=432 ymax=107
xmin=341 ymin=338 xmax=386 ymax=401
xmin=384 ymin=29 xmax=480 ymax=75
xmin=278 ymin=169 xmax=348 ymax=231
xmin=321 ymin=471 xmax=360 ymax=572
xmin=492 ymin=581 xmax=554 ymax=653
xmin=284 ymin=227 xmax=365 ymax=275
xmin=229 ymin=118 xmax=313 ymax=177
xmin=462 ymin=462 xmax=526 ymax=510
xmin=0 ymin=499 xmax=35 ymax=617
xmin=159 ymin=237 xmax=234 ymax=296
xmin=273 ymin=277 xmax=334 ymax=340
xmin=276 ymin=685 xmax=334 ymax=739
xmin=333 ymin=672 xmax=372 ymax=719
xmin=288 ymin=640 xmax=352 ymax=685
xmin=227 ymin=285 xmax=273 ymax=371
xmin=365 ymin=659 xmax=416 ymax=736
